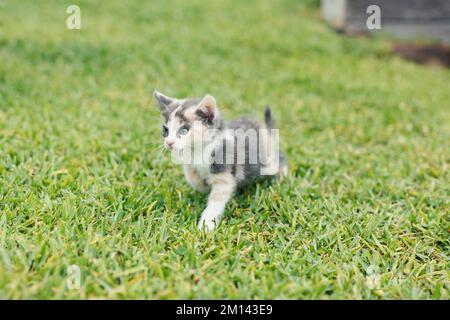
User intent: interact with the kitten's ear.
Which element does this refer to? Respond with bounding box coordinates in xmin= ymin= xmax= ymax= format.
xmin=196 ymin=95 xmax=217 ymax=120
xmin=153 ymin=90 xmax=177 ymax=111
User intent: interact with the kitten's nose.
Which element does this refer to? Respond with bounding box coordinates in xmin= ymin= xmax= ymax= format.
xmin=166 ymin=140 xmax=175 ymax=148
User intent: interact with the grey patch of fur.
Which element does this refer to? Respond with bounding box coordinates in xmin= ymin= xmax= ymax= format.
xmin=209 ymin=114 xmax=286 ymax=187
xmin=162 ymin=98 xmax=201 ymax=123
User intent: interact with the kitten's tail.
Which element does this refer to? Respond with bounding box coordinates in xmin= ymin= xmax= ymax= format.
xmin=264 ymin=106 xmax=275 ymax=130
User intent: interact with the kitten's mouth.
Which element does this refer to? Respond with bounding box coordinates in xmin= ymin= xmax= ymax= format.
xmin=167 ymin=145 xmax=181 ymax=153
xmin=164 ymin=143 xmax=175 ymax=150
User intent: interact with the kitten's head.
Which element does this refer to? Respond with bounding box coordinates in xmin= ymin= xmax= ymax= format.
xmin=153 ymin=90 xmax=223 ymax=152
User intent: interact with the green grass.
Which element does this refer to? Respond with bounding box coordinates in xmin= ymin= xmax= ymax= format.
xmin=0 ymin=0 xmax=449 ymax=299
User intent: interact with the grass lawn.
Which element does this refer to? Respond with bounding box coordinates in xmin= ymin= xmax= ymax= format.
xmin=0 ymin=0 xmax=449 ymax=299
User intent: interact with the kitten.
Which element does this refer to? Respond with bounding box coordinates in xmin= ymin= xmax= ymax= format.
xmin=153 ymin=90 xmax=288 ymax=231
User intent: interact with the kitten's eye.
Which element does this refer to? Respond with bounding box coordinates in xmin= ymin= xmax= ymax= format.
xmin=162 ymin=125 xmax=169 ymax=137
xmin=178 ymin=126 xmax=189 ymax=136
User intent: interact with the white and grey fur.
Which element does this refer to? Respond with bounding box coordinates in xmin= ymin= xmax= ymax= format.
xmin=153 ymin=90 xmax=288 ymax=231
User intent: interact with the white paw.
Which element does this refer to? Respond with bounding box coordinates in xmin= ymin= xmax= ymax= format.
xmin=197 ymin=203 xmax=224 ymax=231
xmin=197 ymin=218 xmax=216 ymax=231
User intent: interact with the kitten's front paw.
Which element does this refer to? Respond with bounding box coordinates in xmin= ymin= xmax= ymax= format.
xmin=197 ymin=203 xmax=224 ymax=232
xmin=197 ymin=218 xmax=216 ymax=231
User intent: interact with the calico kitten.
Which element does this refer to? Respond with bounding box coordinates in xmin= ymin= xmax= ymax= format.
xmin=153 ymin=90 xmax=288 ymax=231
